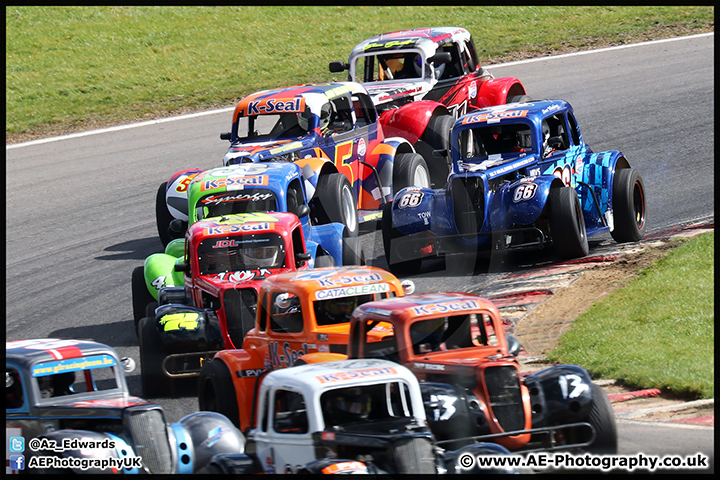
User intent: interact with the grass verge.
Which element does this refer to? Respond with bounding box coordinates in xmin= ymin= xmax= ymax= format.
xmin=5 ymin=6 xmax=714 ymax=142
xmin=547 ymin=232 xmax=714 ymax=399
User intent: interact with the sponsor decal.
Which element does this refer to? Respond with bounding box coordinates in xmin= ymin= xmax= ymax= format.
xmin=159 ymin=312 xmax=200 ymax=332
xmin=205 ymin=223 xmax=272 ymax=235
xmin=468 ymin=80 xmax=477 ymax=99
xmin=268 ymin=342 xmax=309 ymax=368
xmin=247 ymin=98 xmax=303 ymax=116
xmin=363 ymin=39 xmax=415 ymax=50
xmin=315 ymin=283 xmax=390 ymax=300
xmin=316 ymin=366 xmax=397 ymax=384
xmin=200 ymin=192 xmax=274 ymax=205
xmin=411 ymin=299 xmax=480 ymax=316
xmin=31 ymin=355 xmax=116 ymax=377
xmin=413 ymin=362 xmax=446 ymax=371
xmin=201 ymin=175 xmax=268 ymax=192
xmin=461 ymin=109 xmax=529 ymax=124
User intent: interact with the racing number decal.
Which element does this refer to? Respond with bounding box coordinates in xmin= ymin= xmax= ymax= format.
xmin=553 ymin=165 xmax=573 ymax=187
xmin=334 ymin=141 xmax=355 ymax=186
xmin=151 ymin=276 xmax=167 ymax=291
xmin=398 ymin=191 xmax=423 ymax=208
xmin=175 ymin=173 xmax=199 ymax=193
xmin=513 ymin=183 xmax=537 ymax=202
xmin=558 ymin=374 xmax=590 ymax=399
xmin=429 ymin=394 xmax=457 ymax=421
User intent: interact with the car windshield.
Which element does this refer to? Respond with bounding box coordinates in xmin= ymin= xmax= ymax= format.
xmin=33 ymin=362 xmax=121 ymax=402
xmin=197 ymin=233 xmax=285 ymax=274
xmin=196 ymin=190 xmax=277 ymax=220
xmin=356 ymin=51 xmax=423 ymax=82
xmin=409 ymin=313 xmax=499 ymax=354
xmin=314 ymin=291 xmax=396 ymax=326
xmin=321 ymin=381 xmax=414 ymax=429
xmin=236 ymin=111 xmax=310 ymax=141
xmin=458 ymin=124 xmax=535 ymax=160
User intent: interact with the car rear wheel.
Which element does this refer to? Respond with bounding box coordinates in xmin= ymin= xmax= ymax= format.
xmin=549 ymin=186 xmax=589 ymax=259
xmin=313 ymin=173 xmax=359 ymax=237
xmin=393 ymin=153 xmax=430 ymax=192
xmin=139 ymin=316 xmax=174 ymax=398
xmin=198 ymin=359 xmax=240 ymax=428
xmin=132 ymin=266 xmax=155 ymax=333
xmin=610 ymin=167 xmax=646 ymax=243
xmin=381 ymin=201 xmax=422 ymax=277
xmin=156 ymin=182 xmax=174 ymax=248
xmin=419 ymin=114 xmax=454 ymax=186
xmin=506 ymin=94 xmax=533 ymax=103
xmin=314 ymin=253 xmax=336 ymax=268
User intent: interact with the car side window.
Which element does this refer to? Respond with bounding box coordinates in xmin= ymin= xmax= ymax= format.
xmin=273 ymin=389 xmax=308 ymax=434
xmin=325 ymin=95 xmax=355 ymax=137
xmin=6 ymin=368 xmax=24 ymax=409
xmin=362 ymin=321 xmax=399 ymax=362
xmin=462 ymin=39 xmax=479 ymax=73
xmin=438 ymin=42 xmax=463 ymax=79
xmin=542 ymin=114 xmax=570 ymax=158
xmin=352 ymin=93 xmax=377 ymax=127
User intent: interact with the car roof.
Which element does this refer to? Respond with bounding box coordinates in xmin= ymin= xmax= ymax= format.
xmin=455 ymin=99 xmax=572 ymax=129
xmin=189 ymin=211 xmax=301 ymax=238
xmin=233 ymin=82 xmax=368 ymax=121
xmin=261 ymin=358 xmax=420 ymax=392
xmin=354 ymin=292 xmax=499 ymax=323
xmin=351 ymin=27 xmax=470 ymax=55
xmin=6 ymin=339 xmax=119 ymax=369
xmin=260 ymin=266 xmax=403 ymax=299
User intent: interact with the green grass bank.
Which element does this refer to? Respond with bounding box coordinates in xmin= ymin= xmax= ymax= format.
xmin=5 ymin=5 xmax=714 ymax=142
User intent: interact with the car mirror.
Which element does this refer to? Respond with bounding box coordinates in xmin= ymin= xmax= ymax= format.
xmin=295 ymin=252 xmax=311 ymax=267
xmin=169 ymin=219 xmax=188 ymax=235
xmin=428 ymin=52 xmax=452 ymax=66
xmin=220 ymin=132 xmax=231 ymax=141
xmin=174 ymin=262 xmax=190 ymax=273
xmin=329 ymin=61 xmax=349 ymax=73
xmin=433 ymin=148 xmax=448 ymax=159
xmin=296 ymin=204 xmax=310 ymax=218
xmin=120 ymin=357 xmax=136 ymax=373
xmin=505 ymin=334 xmax=522 ymax=357
xmin=401 ymin=279 xmax=416 ymax=295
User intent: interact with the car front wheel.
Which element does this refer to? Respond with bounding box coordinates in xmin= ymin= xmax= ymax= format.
xmin=611 ymin=167 xmax=646 ymax=243
xmin=549 ymin=186 xmax=589 ymax=259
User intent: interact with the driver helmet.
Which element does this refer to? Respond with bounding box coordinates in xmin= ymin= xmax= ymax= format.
xmin=516 ymin=128 xmax=532 ymax=149
xmin=330 ymin=387 xmax=371 ymax=421
xmin=296 ymin=108 xmax=310 ymax=131
xmin=322 ymin=297 xmax=361 ymax=324
xmin=411 ymin=53 xmax=424 ymax=77
xmin=319 ymin=103 xmax=333 ymax=134
xmin=542 ymin=122 xmax=553 ymax=156
xmin=240 ymin=245 xmax=281 ymax=268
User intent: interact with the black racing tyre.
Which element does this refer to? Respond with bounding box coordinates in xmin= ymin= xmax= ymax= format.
xmin=585 ymin=384 xmax=618 ymax=454
xmin=313 ymin=173 xmax=359 ymax=237
xmin=381 ymin=201 xmax=422 ymax=277
xmin=314 ymin=254 xmax=336 ymax=268
xmin=420 ymin=114 xmax=454 ymax=186
xmin=548 ymin=187 xmax=589 ymax=259
xmin=610 ymin=167 xmax=646 ymax=243
xmin=138 ymin=316 xmax=174 ymax=398
xmin=198 ymin=359 xmax=241 ymax=428
xmin=393 ymin=152 xmax=431 ymax=193
xmin=132 ymin=266 xmax=155 ymax=331
xmin=342 ymin=236 xmax=365 ymax=266
xmin=506 ymin=94 xmax=533 ymax=103
xmin=156 ymin=182 xmax=174 ymax=248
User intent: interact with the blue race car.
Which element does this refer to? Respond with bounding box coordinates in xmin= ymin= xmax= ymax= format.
xmin=382 ymin=99 xmax=646 ymax=275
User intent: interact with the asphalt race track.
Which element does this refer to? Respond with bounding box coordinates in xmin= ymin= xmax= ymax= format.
xmin=6 ymin=33 xmax=714 ymax=468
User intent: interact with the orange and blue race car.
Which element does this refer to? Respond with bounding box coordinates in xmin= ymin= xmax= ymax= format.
xmin=158 ymin=81 xmax=450 ymax=243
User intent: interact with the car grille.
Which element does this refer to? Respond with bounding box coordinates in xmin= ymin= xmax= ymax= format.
xmin=127 ymin=408 xmax=173 ymax=474
xmin=483 ymin=366 xmax=525 ymax=433
xmin=223 ymin=288 xmax=258 ymax=348
xmin=391 ymin=437 xmax=436 ymax=474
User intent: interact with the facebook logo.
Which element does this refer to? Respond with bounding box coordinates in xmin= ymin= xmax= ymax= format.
xmin=9 ymin=436 xmax=25 ymax=452
xmin=9 ymin=455 xmax=25 ymax=470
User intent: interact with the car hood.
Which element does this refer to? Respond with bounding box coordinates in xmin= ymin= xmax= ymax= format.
xmin=32 ymin=394 xmax=152 ymax=416
xmin=225 ymin=137 xmax=316 ymax=164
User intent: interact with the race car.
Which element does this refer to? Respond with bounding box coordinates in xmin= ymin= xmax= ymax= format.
xmin=196 ymin=359 xmax=522 ymax=474
xmin=5 ymin=338 xmax=245 ymax=474
xmin=133 ymin=211 xmax=364 ymax=397
xmin=158 ymin=82 xmax=439 ymax=245
xmin=196 ymin=266 xmax=414 ymax=431
xmin=317 ymin=292 xmax=617 ymax=454
xmin=330 ymin=27 xmax=531 ymax=177
xmin=382 ymin=99 xmax=647 ymax=275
